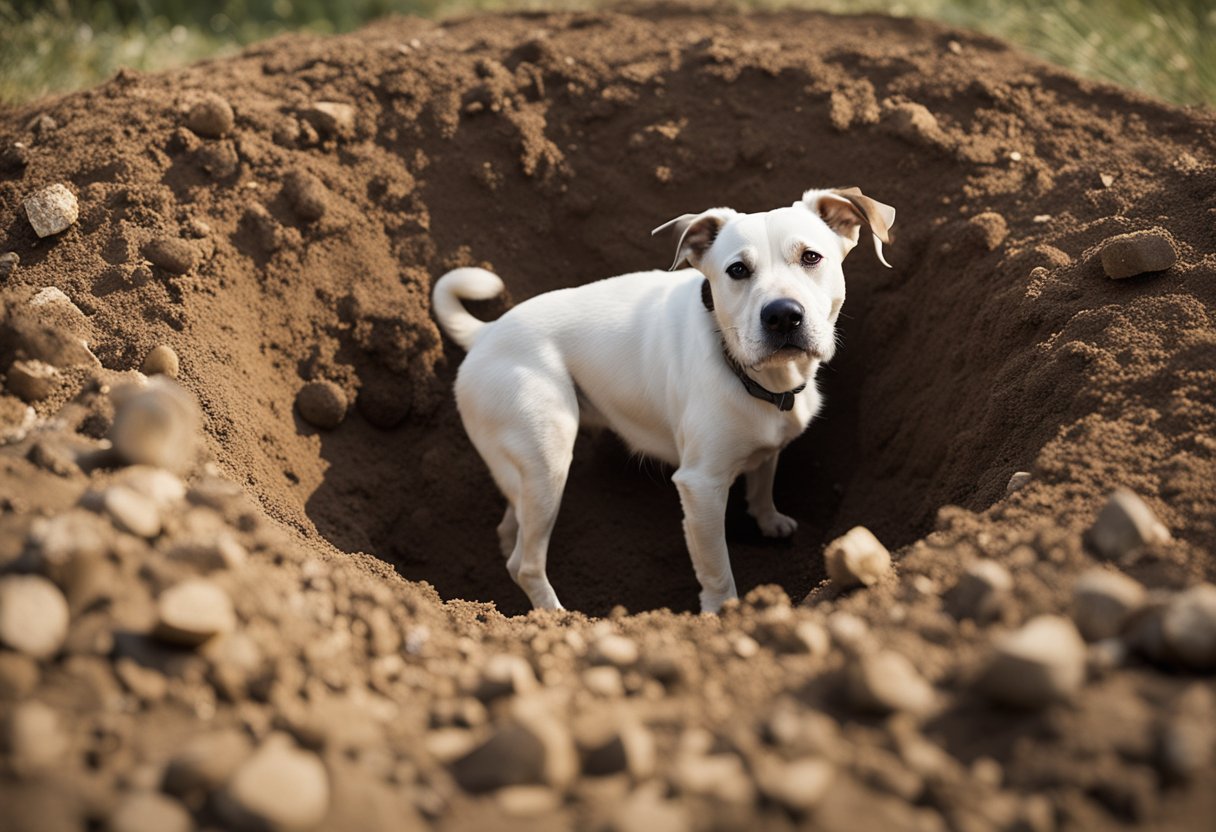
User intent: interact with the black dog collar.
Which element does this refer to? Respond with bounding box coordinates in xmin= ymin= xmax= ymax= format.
xmin=701 ymin=279 xmax=807 ymax=412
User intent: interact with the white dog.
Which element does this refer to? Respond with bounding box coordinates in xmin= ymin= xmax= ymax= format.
xmin=432 ymin=188 xmax=894 ymax=613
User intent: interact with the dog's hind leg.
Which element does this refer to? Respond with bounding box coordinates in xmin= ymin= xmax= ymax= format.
xmin=745 ymin=453 xmax=798 ymax=538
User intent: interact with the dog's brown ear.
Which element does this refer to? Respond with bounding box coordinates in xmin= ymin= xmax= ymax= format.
xmin=803 ymin=187 xmax=896 ymax=268
xmin=651 ymin=208 xmax=737 ymax=271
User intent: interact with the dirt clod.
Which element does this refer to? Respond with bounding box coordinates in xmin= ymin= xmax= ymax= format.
xmin=154 ymin=578 xmax=236 ymax=646
xmin=1099 ymin=228 xmax=1177 ymax=279
xmin=283 ymin=170 xmax=329 ymax=222
xmin=0 ymin=576 xmax=69 ymax=659
xmin=21 ymin=183 xmax=78 ymax=238
xmin=846 ymin=650 xmax=936 ymax=715
xmin=109 ymin=379 xmax=201 ymax=473
xmin=6 ymin=359 xmax=58 ymax=402
xmin=303 ymin=101 xmax=355 ymax=139
xmin=185 ymin=93 xmax=235 ymax=139
xmin=142 ymin=237 xmax=197 ymax=275
xmin=141 ymin=345 xmax=180 ymax=378
xmin=295 ymin=380 xmax=347 ymax=430
xmin=217 ymin=733 xmax=329 ymax=832
xmin=1072 ymin=568 xmax=1145 ymax=641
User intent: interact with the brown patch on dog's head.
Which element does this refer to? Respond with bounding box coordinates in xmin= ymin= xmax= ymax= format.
xmin=652 ymin=208 xmax=738 ymax=270
xmin=802 ymin=187 xmax=896 ymax=267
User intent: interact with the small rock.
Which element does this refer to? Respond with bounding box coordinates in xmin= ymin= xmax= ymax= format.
xmin=1087 ymin=637 xmax=1129 ymax=677
xmin=218 ymin=734 xmax=329 ymax=832
xmin=163 ymin=729 xmax=254 ymax=798
xmin=0 ymin=251 xmax=18 ymax=279
xmin=295 ymin=380 xmax=347 ymax=430
xmin=154 ymin=578 xmax=236 ymax=647
xmin=1161 ymin=584 xmax=1216 ymax=670
xmin=979 ymin=615 xmax=1086 ymax=708
xmin=475 ymin=653 xmax=537 ymax=701
xmin=0 ymin=575 xmax=70 ymax=659
xmin=847 ymin=650 xmax=935 ymax=715
xmin=108 ymin=791 xmax=192 ymax=832
xmin=754 ymin=757 xmax=834 ymax=813
xmin=826 ymin=611 xmax=869 ymax=654
xmin=304 ymin=101 xmax=356 ymax=138
xmin=283 ymin=170 xmax=329 ymax=222
xmin=1072 ymin=568 xmax=1145 ymax=641
xmin=113 ymin=466 xmax=186 ymax=511
xmin=964 ymin=211 xmax=1008 ymax=251
xmin=425 ymin=728 xmax=479 ymax=763
xmin=945 ymin=560 xmax=1012 ymax=622
xmin=582 ymin=665 xmax=624 ymax=697
xmin=102 ymin=485 xmax=162 ymax=538
xmin=185 ymin=94 xmax=235 ymax=138
xmin=579 ymin=719 xmax=655 ymax=779
xmin=141 ymin=345 xmax=180 ymax=378
xmin=590 ymin=633 xmax=639 ymax=667
xmin=1100 ymin=172 xmax=1116 ymax=188
xmin=110 ymin=378 xmax=201 ymax=474
xmin=882 ymin=101 xmax=948 ymax=147
xmin=497 ymin=785 xmax=560 ymax=817
xmin=1086 ymin=488 xmax=1170 ymax=561
xmin=23 ymin=183 xmax=78 ymax=237
xmin=143 ymin=237 xmax=196 ymax=275
xmin=793 ymin=620 xmax=830 ymax=656
xmin=1006 ymin=471 xmax=1031 ymax=493
xmin=6 ymin=359 xmax=59 ymax=402
xmin=670 ymin=752 xmax=754 ymax=803
xmin=451 ymin=703 xmax=577 ymax=793
xmin=1100 ymin=228 xmax=1177 ymax=279
xmin=4 ymin=700 xmax=69 ymax=776
xmin=824 ymin=526 xmax=891 ymax=588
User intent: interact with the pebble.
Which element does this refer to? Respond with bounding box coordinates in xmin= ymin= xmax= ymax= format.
xmin=305 ymin=101 xmax=356 ymax=138
xmin=0 ymin=575 xmax=70 ymax=659
xmin=670 ymin=752 xmax=754 ymax=803
xmin=185 ymin=94 xmax=235 ymax=138
xmin=824 ymin=526 xmax=891 ymax=588
xmin=979 ymin=615 xmax=1086 ymax=708
xmin=295 ymin=380 xmax=347 ymax=430
xmin=154 ymin=578 xmax=236 ymax=647
xmin=0 ymin=251 xmax=17 ymax=279
xmin=793 ymin=620 xmax=830 ymax=656
xmin=1100 ymin=228 xmax=1177 ymax=279
xmin=283 ymin=170 xmax=329 ymax=222
xmin=582 ymin=665 xmax=625 ymax=697
xmin=882 ymin=101 xmax=948 ymax=147
xmin=114 ymin=466 xmax=187 ymax=510
xmin=1072 ymin=568 xmax=1145 ymax=641
xmin=579 ymin=719 xmax=655 ymax=779
xmin=497 ymin=785 xmax=561 ymax=817
xmin=5 ymin=700 xmax=69 ymax=776
xmin=1161 ymin=583 xmax=1216 ymax=670
xmin=846 ymin=650 xmax=935 ymax=715
xmin=23 ymin=183 xmax=78 ymax=237
xmin=141 ymin=345 xmax=180 ymax=378
xmin=827 ymin=611 xmax=869 ymax=654
xmin=946 ymin=560 xmax=1012 ymax=622
xmin=1100 ymin=172 xmax=1116 ymax=188
xmin=590 ymin=633 xmax=639 ymax=667
xmin=103 ymin=485 xmax=162 ymax=538
xmin=1006 ymin=471 xmax=1031 ymax=493
xmin=754 ymin=757 xmax=834 ymax=813
xmin=163 ymin=729 xmax=254 ymax=797
xmin=452 ymin=701 xmax=578 ymax=793
xmin=218 ymin=734 xmax=329 ymax=832
xmin=1087 ymin=488 xmax=1170 ymax=561
xmin=143 ymin=237 xmax=197 ymax=275
xmin=475 ymin=653 xmax=538 ymax=700
xmin=110 ymin=378 xmax=201 ymax=474
xmin=6 ymin=358 xmax=59 ymax=402
xmin=108 ymin=792 xmax=193 ymax=832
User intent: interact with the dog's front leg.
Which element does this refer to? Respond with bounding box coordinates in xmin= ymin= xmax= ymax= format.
xmin=672 ymin=465 xmax=736 ymax=613
xmin=745 ymin=453 xmax=798 ymax=538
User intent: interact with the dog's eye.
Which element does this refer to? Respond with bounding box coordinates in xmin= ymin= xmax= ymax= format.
xmin=801 ymin=250 xmax=823 ymax=267
xmin=726 ymin=262 xmax=751 ymax=280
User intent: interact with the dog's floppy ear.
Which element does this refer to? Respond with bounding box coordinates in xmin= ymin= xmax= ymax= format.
xmin=651 ymin=208 xmax=737 ymax=271
xmin=802 ymin=187 xmax=896 ymax=268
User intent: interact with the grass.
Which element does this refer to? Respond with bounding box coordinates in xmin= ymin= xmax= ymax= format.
xmin=1 ymin=0 xmax=1213 ymax=107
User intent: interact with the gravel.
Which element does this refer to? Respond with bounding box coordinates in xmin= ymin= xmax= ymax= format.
xmin=0 ymin=575 xmax=70 ymax=659
xmin=22 ymin=183 xmax=78 ymax=237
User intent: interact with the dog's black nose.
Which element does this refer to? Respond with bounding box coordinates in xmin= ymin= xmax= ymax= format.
xmin=761 ymin=299 xmax=804 ymax=334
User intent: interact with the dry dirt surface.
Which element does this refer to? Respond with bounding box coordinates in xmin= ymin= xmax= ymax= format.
xmin=2 ymin=6 xmax=1216 ymax=831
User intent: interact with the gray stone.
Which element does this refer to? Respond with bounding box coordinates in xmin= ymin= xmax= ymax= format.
xmin=946 ymin=559 xmax=1012 ymax=622
xmin=218 ymin=734 xmax=329 ymax=832
xmin=979 ymin=615 xmax=1086 ymax=708
xmin=846 ymin=650 xmax=935 ymax=715
xmin=824 ymin=526 xmax=891 ymax=588
xmin=295 ymin=380 xmax=347 ymax=430
xmin=103 ymin=485 xmax=162 ymax=538
xmin=6 ymin=359 xmax=59 ymax=402
xmin=108 ymin=791 xmax=193 ymax=832
xmin=0 ymin=575 xmax=70 ymax=659
xmin=110 ymin=379 xmax=201 ymax=474
xmin=185 ymin=94 xmax=235 ymax=138
xmin=1162 ymin=583 xmax=1216 ymax=670
xmin=1100 ymin=228 xmax=1177 ymax=279
xmin=1087 ymin=488 xmax=1170 ymax=560
xmin=155 ymin=579 xmax=236 ymax=647
xmin=141 ymin=345 xmax=180 ymax=378
xmin=23 ymin=183 xmax=78 ymax=237
xmin=1006 ymin=471 xmax=1031 ymax=493
xmin=1072 ymin=568 xmax=1145 ymax=641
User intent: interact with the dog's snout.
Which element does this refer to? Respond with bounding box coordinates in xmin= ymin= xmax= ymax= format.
xmin=761 ymin=299 xmax=804 ymax=335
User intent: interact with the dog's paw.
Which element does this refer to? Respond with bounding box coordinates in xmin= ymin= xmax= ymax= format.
xmin=755 ymin=511 xmax=798 ymax=538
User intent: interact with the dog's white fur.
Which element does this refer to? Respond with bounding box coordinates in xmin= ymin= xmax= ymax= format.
xmin=432 ymin=188 xmax=894 ymax=613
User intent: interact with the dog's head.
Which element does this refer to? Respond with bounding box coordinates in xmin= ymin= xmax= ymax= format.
xmin=653 ymin=188 xmax=894 ymax=369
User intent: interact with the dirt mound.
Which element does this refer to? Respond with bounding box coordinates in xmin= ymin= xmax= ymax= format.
xmin=2 ymin=7 xmax=1216 ymax=831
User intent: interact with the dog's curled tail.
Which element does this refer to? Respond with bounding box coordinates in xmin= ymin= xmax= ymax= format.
xmin=431 ymin=267 xmax=505 ymax=351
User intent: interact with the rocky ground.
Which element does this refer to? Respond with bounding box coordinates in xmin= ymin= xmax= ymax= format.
xmin=1 ymin=7 xmax=1215 ymax=831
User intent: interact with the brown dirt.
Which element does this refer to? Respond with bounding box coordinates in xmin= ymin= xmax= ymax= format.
xmin=2 ymin=6 xmax=1216 ymax=831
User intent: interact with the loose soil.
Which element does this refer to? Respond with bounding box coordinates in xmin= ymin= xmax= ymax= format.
xmin=1 ymin=6 xmax=1215 ymax=831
